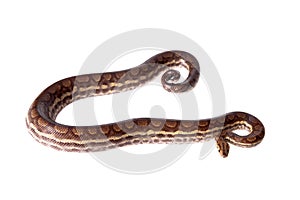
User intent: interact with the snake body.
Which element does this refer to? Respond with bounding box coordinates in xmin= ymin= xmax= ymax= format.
xmin=26 ymin=51 xmax=265 ymax=157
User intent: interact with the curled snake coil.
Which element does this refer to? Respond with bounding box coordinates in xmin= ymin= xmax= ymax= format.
xmin=26 ymin=51 xmax=265 ymax=158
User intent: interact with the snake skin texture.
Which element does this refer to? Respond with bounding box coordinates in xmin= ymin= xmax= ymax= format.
xmin=26 ymin=51 xmax=265 ymax=157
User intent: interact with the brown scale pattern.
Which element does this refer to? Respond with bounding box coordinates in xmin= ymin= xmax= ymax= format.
xmin=26 ymin=51 xmax=265 ymax=157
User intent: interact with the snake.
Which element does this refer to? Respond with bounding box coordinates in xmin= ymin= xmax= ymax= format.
xmin=26 ymin=50 xmax=265 ymax=158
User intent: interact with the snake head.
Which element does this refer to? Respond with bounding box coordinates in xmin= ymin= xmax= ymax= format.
xmin=216 ymin=137 xmax=230 ymax=158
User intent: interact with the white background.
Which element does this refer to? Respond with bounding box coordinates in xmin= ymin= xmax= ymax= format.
xmin=1 ymin=0 xmax=299 ymax=199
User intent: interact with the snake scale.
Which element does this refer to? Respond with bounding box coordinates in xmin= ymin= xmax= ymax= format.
xmin=26 ymin=51 xmax=265 ymax=157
